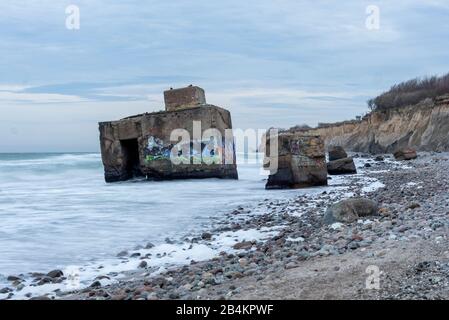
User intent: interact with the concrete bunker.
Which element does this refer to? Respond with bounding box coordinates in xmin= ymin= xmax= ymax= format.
xmin=99 ymin=86 xmax=238 ymax=182
xmin=263 ymin=131 xmax=328 ymax=189
xmin=120 ymin=138 xmax=143 ymax=179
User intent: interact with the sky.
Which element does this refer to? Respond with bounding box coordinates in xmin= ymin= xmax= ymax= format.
xmin=1 ymin=0 xmax=449 ymax=152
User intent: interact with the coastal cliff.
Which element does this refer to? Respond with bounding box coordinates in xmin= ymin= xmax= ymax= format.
xmin=296 ymin=94 xmax=449 ymax=153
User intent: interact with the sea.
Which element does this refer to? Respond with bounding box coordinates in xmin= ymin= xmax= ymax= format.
xmin=0 ymin=152 xmax=310 ymax=294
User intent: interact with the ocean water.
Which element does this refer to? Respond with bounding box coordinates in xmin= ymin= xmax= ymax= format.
xmin=0 ymin=152 xmax=303 ymax=281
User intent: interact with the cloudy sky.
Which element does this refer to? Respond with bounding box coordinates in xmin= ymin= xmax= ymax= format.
xmin=1 ymin=0 xmax=448 ymax=152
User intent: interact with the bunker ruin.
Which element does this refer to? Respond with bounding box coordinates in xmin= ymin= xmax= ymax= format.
xmin=99 ymin=86 xmax=238 ymax=182
xmin=264 ymin=131 xmax=328 ymax=189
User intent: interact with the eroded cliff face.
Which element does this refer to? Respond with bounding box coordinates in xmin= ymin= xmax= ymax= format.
xmin=299 ymin=95 xmax=449 ymax=153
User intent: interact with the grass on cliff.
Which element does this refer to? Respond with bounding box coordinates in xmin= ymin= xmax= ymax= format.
xmin=368 ymin=73 xmax=449 ymax=111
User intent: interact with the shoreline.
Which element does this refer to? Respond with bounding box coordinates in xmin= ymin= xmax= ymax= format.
xmin=2 ymin=152 xmax=448 ymax=300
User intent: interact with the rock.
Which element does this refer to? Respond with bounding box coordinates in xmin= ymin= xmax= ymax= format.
xmin=29 ymin=296 xmax=51 ymax=300
xmin=327 ymin=157 xmax=357 ymax=175
xmin=7 ymin=275 xmax=22 ymax=282
xmin=374 ymin=155 xmax=384 ymax=161
xmin=408 ymin=203 xmax=421 ymax=210
xmin=169 ymin=292 xmax=180 ymax=299
xmin=265 ymin=133 xmax=328 ymax=189
xmin=233 ymin=241 xmax=253 ymax=250
xmin=348 ymin=242 xmax=360 ymax=250
xmin=90 ymin=281 xmax=102 ymax=288
xmin=285 ymin=262 xmax=298 ymax=270
xmin=46 ymin=269 xmax=63 ymax=278
xmin=37 ymin=277 xmax=53 ymax=286
xmin=238 ymin=258 xmax=248 ymax=267
xmin=379 ymin=207 xmax=390 ymax=216
xmin=364 ymin=163 xmax=372 ymax=168
xmin=165 ymin=237 xmax=175 ymax=244
xmin=430 ymin=221 xmax=444 ymax=230
xmin=323 ymin=198 xmax=379 ymax=224
xmin=117 ymin=250 xmax=128 ymax=257
xmin=138 ymin=261 xmax=148 ymax=268
xmin=394 ymin=148 xmax=418 ymax=161
xmin=151 ymin=276 xmax=169 ymax=288
xmin=30 ymin=272 xmax=45 ymax=278
xmin=145 ymin=242 xmax=155 ymax=249
xmin=328 ymin=146 xmax=348 ymax=161
xmin=201 ymin=232 xmax=212 ymax=240
xmin=0 ymin=287 xmax=12 ymax=294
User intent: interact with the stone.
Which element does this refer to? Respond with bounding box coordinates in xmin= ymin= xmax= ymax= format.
xmin=323 ymin=198 xmax=379 ymax=224
xmin=7 ymin=275 xmax=22 ymax=282
xmin=117 ymin=250 xmax=128 ymax=257
xmin=29 ymin=296 xmax=51 ymax=300
xmin=138 ymin=261 xmax=148 ymax=269
xmin=0 ymin=287 xmax=12 ymax=294
xmin=264 ymin=132 xmax=328 ymax=189
xmin=328 ymin=146 xmax=348 ymax=161
xmin=46 ymin=270 xmax=63 ymax=278
xmin=374 ymin=155 xmax=384 ymax=161
xmin=238 ymin=258 xmax=248 ymax=267
xmin=348 ymin=242 xmax=360 ymax=250
xmin=285 ymin=262 xmax=298 ymax=270
xmin=394 ymin=148 xmax=418 ymax=161
xmin=201 ymin=232 xmax=212 ymax=240
xmin=168 ymin=292 xmax=180 ymax=299
xmin=233 ymin=241 xmax=253 ymax=250
xmin=37 ymin=276 xmax=53 ymax=286
xmin=99 ymin=86 xmax=238 ymax=182
xmin=327 ymin=157 xmax=357 ymax=175
xmin=145 ymin=242 xmax=155 ymax=249
xmin=408 ymin=203 xmax=421 ymax=210
xmin=90 ymin=281 xmax=102 ymax=288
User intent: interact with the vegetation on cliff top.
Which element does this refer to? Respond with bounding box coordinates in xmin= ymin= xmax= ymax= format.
xmin=368 ymin=73 xmax=449 ymax=112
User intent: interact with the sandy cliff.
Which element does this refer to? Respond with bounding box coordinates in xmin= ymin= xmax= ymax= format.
xmin=297 ymin=94 xmax=449 ymax=153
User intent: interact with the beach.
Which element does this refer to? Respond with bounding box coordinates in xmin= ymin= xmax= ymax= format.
xmin=2 ymin=152 xmax=448 ymax=300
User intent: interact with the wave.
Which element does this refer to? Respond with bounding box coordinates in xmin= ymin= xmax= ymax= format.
xmin=0 ymin=153 xmax=101 ymax=168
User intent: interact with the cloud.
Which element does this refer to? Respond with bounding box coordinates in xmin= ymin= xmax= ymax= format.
xmin=0 ymin=84 xmax=88 ymax=104
xmin=0 ymin=0 xmax=449 ymax=151
xmin=0 ymin=84 xmax=32 ymax=92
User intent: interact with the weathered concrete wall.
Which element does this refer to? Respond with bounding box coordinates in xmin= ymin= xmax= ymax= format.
xmin=264 ymin=132 xmax=327 ymax=189
xmin=99 ymin=105 xmax=238 ymax=182
xmin=297 ymin=95 xmax=449 ymax=153
xmin=164 ymin=86 xmax=206 ymax=112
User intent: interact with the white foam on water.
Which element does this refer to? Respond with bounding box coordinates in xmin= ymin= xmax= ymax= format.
xmin=361 ymin=181 xmax=386 ymax=193
xmin=0 ymin=152 xmax=306 ymax=298
xmin=5 ymin=225 xmax=282 ymax=299
xmin=0 ymin=152 xmax=399 ymax=299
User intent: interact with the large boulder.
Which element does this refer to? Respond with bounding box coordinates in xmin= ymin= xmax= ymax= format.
xmin=323 ymin=198 xmax=379 ymax=224
xmin=327 ymin=157 xmax=357 ymax=175
xmin=328 ymin=146 xmax=348 ymax=161
xmin=394 ymin=148 xmax=417 ymax=161
xmin=264 ymin=133 xmax=328 ymax=189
